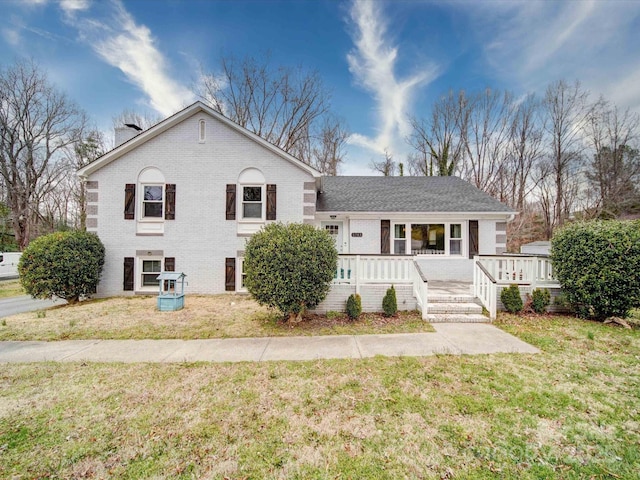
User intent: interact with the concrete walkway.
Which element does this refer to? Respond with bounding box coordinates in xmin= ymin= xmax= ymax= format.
xmin=0 ymin=323 xmax=539 ymax=363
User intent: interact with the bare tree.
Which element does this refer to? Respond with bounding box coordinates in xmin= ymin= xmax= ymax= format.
xmin=540 ymin=80 xmax=591 ymax=237
xmin=501 ymin=94 xmax=545 ymax=211
xmin=311 ymin=116 xmax=349 ymax=175
xmin=583 ymin=99 xmax=640 ymax=218
xmin=197 ymin=54 xmax=337 ymax=166
xmin=459 ymin=88 xmax=513 ymax=197
xmin=0 ymin=60 xmax=86 ymax=249
xmin=370 ymin=149 xmax=395 ymax=176
xmin=408 ymin=90 xmax=466 ymax=176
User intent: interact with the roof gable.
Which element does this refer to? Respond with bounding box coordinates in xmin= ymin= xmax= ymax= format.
xmin=317 ymin=176 xmax=516 ymax=214
xmin=77 ymin=101 xmax=322 ymax=178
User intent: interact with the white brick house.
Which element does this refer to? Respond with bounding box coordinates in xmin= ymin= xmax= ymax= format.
xmin=78 ymin=102 xmax=516 ymax=298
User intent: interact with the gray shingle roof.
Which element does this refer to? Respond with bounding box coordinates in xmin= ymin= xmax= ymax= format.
xmin=316 ymin=176 xmax=514 ymax=213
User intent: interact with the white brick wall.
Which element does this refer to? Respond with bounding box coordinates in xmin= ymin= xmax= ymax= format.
xmin=348 ymin=218 xmax=381 ymax=254
xmin=312 ymin=284 xmax=416 ymax=314
xmin=90 ymin=112 xmax=315 ymax=296
xmin=478 ymin=220 xmax=497 ymax=255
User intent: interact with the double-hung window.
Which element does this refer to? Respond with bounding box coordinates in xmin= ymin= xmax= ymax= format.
xmin=141 ymin=259 xmax=162 ymax=288
xmin=142 ymin=185 xmax=163 ymax=218
xmin=242 ymin=186 xmax=263 ymax=219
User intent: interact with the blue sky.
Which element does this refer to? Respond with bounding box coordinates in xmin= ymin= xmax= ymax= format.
xmin=2 ymin=0 xmax=640 ymax=174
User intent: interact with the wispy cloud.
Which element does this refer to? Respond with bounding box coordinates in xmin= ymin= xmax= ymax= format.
xmin=346 ymin=0 xmax=438 ymax=156
xmin=2 ymin=28 xmax=21 ymax=46
xmin=59 ymin=0 xmax=89 ymax=14
xmin=462 ymin=0 xmax=640 ymax=110
xmin=64 ymin=0 xmax=194 ymax=117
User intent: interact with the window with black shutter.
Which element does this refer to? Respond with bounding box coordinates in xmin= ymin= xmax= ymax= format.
xmin=124 ymin=184 xmax=135 ymax=219
xmin=381 ymin=220 xmax=390 ymax=254
xmin=266 ymin=184 xmax=276 ymax=220
xmin=123 ymin=257 xmax=134 ymax=291
xmin=225 ymin=258 xmax=236 ymax=291
xmin=165 ymin=184 xmax=176 ymax=220
xmin=226 ymin=184 xmax=236 ymax=220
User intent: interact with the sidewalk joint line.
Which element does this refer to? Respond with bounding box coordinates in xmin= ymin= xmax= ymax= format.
xmin=258 ymin=337 xmax=271 ymax=362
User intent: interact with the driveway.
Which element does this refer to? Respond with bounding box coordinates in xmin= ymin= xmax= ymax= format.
xmin=0 ymin=295 xmax=63 ymax=318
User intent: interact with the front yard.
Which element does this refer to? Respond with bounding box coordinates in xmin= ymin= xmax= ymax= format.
xmin=1 ymin=314 xmax=639 ymax=479
xmin=0 ymin=294 xmax=432 ymax=340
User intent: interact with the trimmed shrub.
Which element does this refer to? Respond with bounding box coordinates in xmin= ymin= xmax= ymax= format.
xmin=531 ymin=288 xmax=551 ymax=314
xmin=244 ymin=222 xmax=338 ymax=323
xmin=346 ymin=293 xmax=362 ymax=320
xmin=382 ymin=285 xmax=398 ymax=317
xmin=18 ymin=231 xmax=105 ymax=304
xmin=501 ymin=284 xmax=523 ymax=313
xmin=551 ymin=220 xmax=640 ymax=320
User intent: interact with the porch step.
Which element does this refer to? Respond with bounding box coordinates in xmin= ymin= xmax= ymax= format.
xmin=428 ymin=294 xmax=477 ymax=303
xmin=424 ymin=313 xmax=489 ymax=323
xmin=426 ymin=302 xmax=483 ymax=315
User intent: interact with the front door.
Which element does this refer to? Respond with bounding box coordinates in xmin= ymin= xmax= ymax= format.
xmin=323 ymin=222 xmax=343 ymax=253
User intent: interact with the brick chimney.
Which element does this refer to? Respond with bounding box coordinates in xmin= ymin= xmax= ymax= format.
xmin=114 ymin=123 xmax=143 ymax=147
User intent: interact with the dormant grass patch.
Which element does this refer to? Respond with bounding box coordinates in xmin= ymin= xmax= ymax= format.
xmin=0 ymin=294 xmax=432 ymax=340
xmin=0 ymin=279 xmax=23 ymax=298
xmin=1 ymin=315 xmax=639 ymax=479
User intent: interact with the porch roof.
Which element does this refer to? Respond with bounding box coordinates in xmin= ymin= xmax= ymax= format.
xmin=316 ymin=176 xmax=515 ymax=213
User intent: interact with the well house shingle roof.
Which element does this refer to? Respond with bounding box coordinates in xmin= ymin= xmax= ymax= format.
xmin=316 ymin=176 xmax=514 ymax=213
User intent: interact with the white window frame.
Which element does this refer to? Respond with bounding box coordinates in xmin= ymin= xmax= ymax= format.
xmin=140 ymin=183 xmax=165 ymax=221
xmin=236 ymin=257 xmax=248 ymax=293
xmin=137 ymin=256 xmax=163 ymax=292
xmin=239 ymin=184 xmax=265 ymax=222
xmin=391 ymin=221 xmax=466 ymax=257
xmin=198 ymin=119 xmax=206 ymax=143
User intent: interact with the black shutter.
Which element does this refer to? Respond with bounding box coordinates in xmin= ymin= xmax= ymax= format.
xmin=164 ymin=257 xmax=175 ymax=272
xmin=225 ymin=257 xmax=236 ymax=291
xmin=124 ymin=184 xmax=135 ymax=220
xmin=381 ymin=220 xmax=390 ymax=254
xmin=266 ymin=184 xmax=277 ymax=220
xmin=123 ymin=257 xmax=134 ymax=291
xmin=164 ymin=257 xmax=175 ymax=291
xmin=226 ymin=184 xmax=236 ymax=220
xmin=469 ymin=220 xmax=479 ymax=259
xmin=165 ymin=184 xmax=176 ymax=220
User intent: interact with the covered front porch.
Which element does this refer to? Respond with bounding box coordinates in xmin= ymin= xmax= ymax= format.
xmin=315 ymin=254 xmax=560 ymax=321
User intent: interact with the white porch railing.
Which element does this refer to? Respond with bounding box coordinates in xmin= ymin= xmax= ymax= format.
xmin=474 ymin=261 xmax=497 ymax=319
xmin=412 ymin=261 xmax=429 ymax=319
xmin=474 ymin=254 xmax=561 ymax=320
xmin=333 ymin=255 xmax=414 ymax=288
xmin=475 ymin=255 xmax=558 ymax=288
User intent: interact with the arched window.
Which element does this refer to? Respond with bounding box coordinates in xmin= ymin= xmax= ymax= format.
xmin=198 ymin=119 xmax=206 ymax=143
xmin=138 ymin=167 xmax=166 ymax=219
xmin=238 ymin=168 xmax=266 ymax=221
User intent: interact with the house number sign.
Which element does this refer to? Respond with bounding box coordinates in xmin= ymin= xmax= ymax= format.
xmin=351 ymin=232 xmax=363 ymax=237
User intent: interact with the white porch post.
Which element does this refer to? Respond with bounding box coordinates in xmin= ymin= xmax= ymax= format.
xmin=355 ymin=255 xmax=361 ymax=295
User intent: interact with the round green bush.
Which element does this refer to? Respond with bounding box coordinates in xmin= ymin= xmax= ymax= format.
xmin=18 ymin=231 xmax=105 ymax=304
xmin=346 ymin=293 xmax=362 ymax=320
xmin=382 ymin=285 xmax=398 ymax=317
xmin=500 ymin=284 xmax=523 ymax=313
xmin=243 ymin=223 xmax=338 ymax=323
xmin=551 ymin=220 xmax=640 ymax=320
xmin=531 ymin=288 xmax=551 ymax=314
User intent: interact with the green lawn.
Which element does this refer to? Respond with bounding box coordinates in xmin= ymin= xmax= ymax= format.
xmin=1 ymin=314 xmax=639 ymax=479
